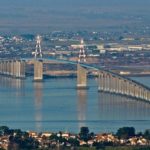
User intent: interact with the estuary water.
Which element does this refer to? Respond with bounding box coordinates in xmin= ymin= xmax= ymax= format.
xmin=0 ymin=76 xmax=150 ymax=133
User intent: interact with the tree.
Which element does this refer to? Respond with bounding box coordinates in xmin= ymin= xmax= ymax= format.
xmin=0 ymin=126 xmax=10 ymax=135
xmin=144 ymin=129 xmax=150 ymax=140
xmin=136 ymin=132 xmax=143 ymax=137
xmin=49 ymin=133 xmax=59 ymax=141
xmin=118 ymin=36 xmax=124 ymax=40
xmin=68 ymin=138 xmax=79 ymax=147
xmin=89 ymin=132 xmax=95 ymax=139
xmin=116 ymin=127 xmax=135 ymax=139
xmin=79 ymin=127 xmax=90 ymax=141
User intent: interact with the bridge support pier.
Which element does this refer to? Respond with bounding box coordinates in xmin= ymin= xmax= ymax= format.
xmin=7 ymin=61 xmax=11 ymax=76
xmin=0 ymin=60 xmax=26 ymax=78
xmin=10 ymin=61 xmax=15 ymax=77
xmin=98 ymin=70 xmax=150 ymax=102
xmin=15 ymin=61 xmax=25 ymax=78
xmin=3 ymin=61 xmax=7 ymax=75
xmin=15 ymin=61 xmax=21 ymax=78
xmin=98 ymin=73 xmax=103 ymax=91
xmin=20 ymin=61 xmax=26 ymax=78
xmin=77 ymin=64 xmax=88 ymax=89
xmin=0 ymin=62 xmax=1 ymax=74
xmin=11 ymin=61 xmax=20 ymax=78
xmin=0 ymin=61 xmax=3 ymax=74
xmin=34 ymin=60 xmax=43 ymax=81
xmin=5 ymin=61 xmax=8 ymax=75
xmin=0 ymin=61 xmax=4 ymax=75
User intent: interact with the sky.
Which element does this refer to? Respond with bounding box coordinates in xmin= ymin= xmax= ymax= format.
xmin=0 ymin=0 xmax=150 ymax=34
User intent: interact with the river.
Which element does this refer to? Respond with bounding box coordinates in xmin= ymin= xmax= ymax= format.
xmin=0 ymin=76 xmax=150 ymax=133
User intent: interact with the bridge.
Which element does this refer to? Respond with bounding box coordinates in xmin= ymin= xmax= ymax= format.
xmin=0 ymin=37 xmax=149 ymax=103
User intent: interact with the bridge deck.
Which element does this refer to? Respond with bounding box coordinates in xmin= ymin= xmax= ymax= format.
xmin=0 ymin=57 xmax=149 ymax=102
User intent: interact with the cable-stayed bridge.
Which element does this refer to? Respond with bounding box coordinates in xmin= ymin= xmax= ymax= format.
xmin=0 ymin=57 xmax=149 ymax=103
xmin=0 ymin=36 xmax=149 ymax=103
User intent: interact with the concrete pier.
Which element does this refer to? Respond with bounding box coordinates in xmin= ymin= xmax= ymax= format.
xmin=34 ymin=60 xmax=43 ymax=81
xmin=0 ymin=60 xmax=26 ymax=78
xmin=20 ymin=61 xmax=26 ymax=78
xmin=77 ymin=63 xmax=88 ymax=89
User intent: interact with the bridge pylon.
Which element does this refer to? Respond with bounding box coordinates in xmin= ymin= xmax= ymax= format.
xmin=77 ymin=39 xmax=88 ymax=89
xmin=78 ymin=39 xmax=86 ymax=63
xmin=77 ymin=63 xmax=88 ymax=89
xmin=33 ymin=35 xmax=42 ymax=59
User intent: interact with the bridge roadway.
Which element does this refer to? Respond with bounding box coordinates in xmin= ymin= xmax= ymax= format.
xmin=0 ymin=57 xmax=150 ymax=103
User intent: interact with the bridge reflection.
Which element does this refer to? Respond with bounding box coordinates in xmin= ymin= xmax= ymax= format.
xmin=34 ymin=82 xmax=43 ymax=132
xmin=77 ymin=90 xmax=87 ymax=129
xmin=98 ymin=92 xmax=150 ymax=121
xmin=0 ymin=75 xmax=149 ymax=132
xmin=0 ymin=76 xmax=25 ymax=98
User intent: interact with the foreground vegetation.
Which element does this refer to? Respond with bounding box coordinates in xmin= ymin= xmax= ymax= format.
xmin=0 ymin=126 xmax=150 ymax=150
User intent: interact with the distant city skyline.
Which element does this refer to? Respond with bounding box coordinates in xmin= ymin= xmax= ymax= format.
xmin=0 ymin=0 xmax=150 ymax=34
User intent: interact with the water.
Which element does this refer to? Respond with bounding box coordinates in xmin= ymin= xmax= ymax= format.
xmin=0 ymin=76 xmax=150 ymax=133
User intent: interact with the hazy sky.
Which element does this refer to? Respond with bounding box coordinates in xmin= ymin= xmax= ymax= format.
xmin=0 ymin=0 xmax=150 ymax=34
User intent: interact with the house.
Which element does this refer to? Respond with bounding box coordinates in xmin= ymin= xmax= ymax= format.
xmin=28 ymin=131 xmax=38 ymax=138
xmin=79 ymin=140 xmax=87 ymax=146
xmin=41 ymin=132 xmax=52 ymax=138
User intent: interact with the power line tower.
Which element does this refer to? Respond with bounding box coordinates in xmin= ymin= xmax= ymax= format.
xmin=34 ymin=35 xmax=42 ymax=59
xmin=78 ymin=39 xmax=86 ymax=63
